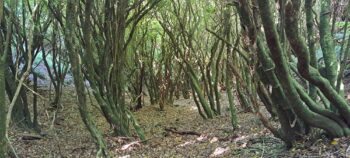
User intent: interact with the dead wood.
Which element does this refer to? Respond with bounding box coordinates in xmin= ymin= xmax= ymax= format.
xmin=20 ymin=134 xmax=43 ymax=140
xmin=164 ymin=127 xmax=201 ymax=136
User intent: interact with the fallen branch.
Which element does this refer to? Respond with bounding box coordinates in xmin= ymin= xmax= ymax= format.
xmin=164 ymin=127 xmax=201 ymax=136
xmin=20 ymin=133 xmax=43 ymax=141
xmin=218 ymin=135 xmax=239 ymax=142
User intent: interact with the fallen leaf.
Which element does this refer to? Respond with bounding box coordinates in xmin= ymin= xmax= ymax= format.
xmin=178 ymin=140 xmax=195 ymax=147
xmin=197 ymin=135 xmax=207 ymax=141
xmin=209 ymin=147 xmax=230 ymax=157
xmin=346 ymin=145 xmax=350 ymax=157
xmin=330 ymin=139 xmax=338 ymax=145
xmin=117 ymin=141 xmax=141 ymax=152
xmin=210 ymin=137 xmax=218 ymax=143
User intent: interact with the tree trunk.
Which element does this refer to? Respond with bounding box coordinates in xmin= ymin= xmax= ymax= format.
xmin=319 ymin=0 xmax=338 ymax=87
xmin=64 ymin=0 xmax=108 ymax=156
xmin=5 ymin=68 xmax=32 ymax=128
xmin=305 ymin=0 xmax=317 ymax=99
xmin=0 ymin=60 xmax=7 ymax=158
xmin=135 ymin=64 xmax=144 ymax=110
xmin=258 ymin=0 xmax=346 ymax=137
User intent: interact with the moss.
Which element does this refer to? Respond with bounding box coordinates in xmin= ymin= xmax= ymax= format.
xmin=285 ymin=1 xmax=350 ymax=126
xmin=319 ymin=0 xmax=338 ymax=86
xmin=258 ymin=0 xmax=346 ymax=137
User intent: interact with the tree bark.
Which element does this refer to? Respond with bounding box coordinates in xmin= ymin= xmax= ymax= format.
xmin=319 ymin=0 xmax=338 ymax=86
xmin=257 ymin=0 xmax=345 ymax=137
xmin=64 ymin=0 xmax=108 ymax=156
xmin=0 ymin=60 xmax=7 ymax=158
xmin=285 ymin=1 xmax=350 ymax=127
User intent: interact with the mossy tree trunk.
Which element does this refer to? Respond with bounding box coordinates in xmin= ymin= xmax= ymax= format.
xmin=1 ymin=0 xmax=13 ymax=155
xmin=319 ymin=0 xmax=338 ymax=87
xmin=258 ymin=0 xmax=347 ymax=138
xmin=5 ymin=67 xmax=32 ymax=128
xmin=235 ymin=0 xmax=350 ymax=147
xmin=64 ymin=0 xmax=109 ymax=156
xmin=0 ymin=51 xmax=6 ymax=158
xmin=66 ymin=0 xmax=160 ymax=139
xmin=284 ymin=0 xmax=350 ymax=130
xmin=305 ymin=0 xmax=318 ymax=99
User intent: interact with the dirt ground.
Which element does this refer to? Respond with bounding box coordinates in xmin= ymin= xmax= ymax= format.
xmin=9 ymin=77 xmax=350 ymax=157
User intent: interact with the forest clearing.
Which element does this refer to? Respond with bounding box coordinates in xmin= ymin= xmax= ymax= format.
xmin=1 ymin=0 xmax=350 ymax=157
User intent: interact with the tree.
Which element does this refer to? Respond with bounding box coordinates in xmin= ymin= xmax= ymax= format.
xmin=234 ymin=0 xmax=350 ymax=147
xmin=63 ymin=0 xmax=108 ymax=156
xmin=0 ymin=0 xmax=7 ymax=156
xmin=71 ymin=0 xmax=160 ymax=138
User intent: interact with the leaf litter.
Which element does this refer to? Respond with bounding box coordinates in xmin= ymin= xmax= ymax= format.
xmin=9 ymin=77 xmax=350 ymax=157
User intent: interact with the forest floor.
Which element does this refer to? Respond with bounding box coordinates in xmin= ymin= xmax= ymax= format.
xmin=9 ymin=77 xmax=350 ymax=158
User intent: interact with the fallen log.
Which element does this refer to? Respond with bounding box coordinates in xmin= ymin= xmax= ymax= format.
xmin=164 ymin=127 xmax=201 ymax=136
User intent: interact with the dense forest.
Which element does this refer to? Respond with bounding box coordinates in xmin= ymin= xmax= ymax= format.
xmin=1 ymin=0 xmax=350 ymax=157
